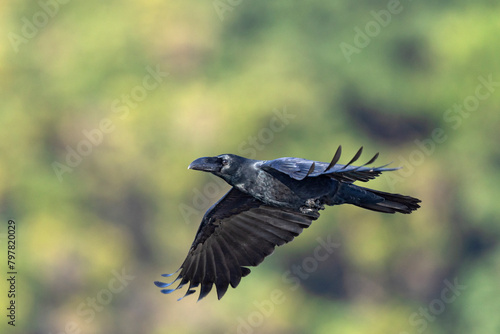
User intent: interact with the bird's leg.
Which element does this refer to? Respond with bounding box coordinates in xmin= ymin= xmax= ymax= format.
xmin=300 ymin=198 xmax=325 ymax=214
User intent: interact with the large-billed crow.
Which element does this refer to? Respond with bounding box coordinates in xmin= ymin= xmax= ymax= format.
xmin=155 ymin=146 xmax=420 ymax=301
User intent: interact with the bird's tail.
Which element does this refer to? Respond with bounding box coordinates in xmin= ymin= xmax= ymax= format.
xmin=354 ymin=187 xmax=421 ymax=214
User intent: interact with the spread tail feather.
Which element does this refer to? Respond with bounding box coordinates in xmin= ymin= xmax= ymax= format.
xmin=355 ymin=188 xmax=421 ymax=214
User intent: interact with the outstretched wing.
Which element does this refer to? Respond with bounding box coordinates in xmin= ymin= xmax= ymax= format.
xmin=261 ymin=146 xmax=400 ymax=183
xmin=155 ymin=187 xmax=317 ymax=301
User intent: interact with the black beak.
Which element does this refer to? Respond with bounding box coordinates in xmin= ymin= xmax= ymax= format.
xmin=188 ymin=156 xmax=221 ymax=172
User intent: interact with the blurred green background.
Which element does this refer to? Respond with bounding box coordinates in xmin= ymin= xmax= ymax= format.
xmin=1 ymin=0 xmax=499 ymax=333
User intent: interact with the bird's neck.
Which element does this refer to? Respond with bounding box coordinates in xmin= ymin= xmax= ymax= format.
xmin=222 ymin=161 xmax=262 ymax=195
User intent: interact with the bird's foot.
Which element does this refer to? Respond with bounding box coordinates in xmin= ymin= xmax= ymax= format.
xmin=301 ymin=198 xmax=325 ymax=214
xmin=300 ymin=206 xmax=317 ymax=215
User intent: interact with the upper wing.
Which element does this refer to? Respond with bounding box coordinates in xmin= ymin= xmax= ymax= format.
xmin=261 ymin=146 xmax=400 ymax=183
xmin=155 ymin=187 xmax=318 ymax=301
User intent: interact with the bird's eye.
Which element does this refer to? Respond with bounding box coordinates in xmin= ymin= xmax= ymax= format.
xmin=221 ymin=159 xmax=229 ymax=166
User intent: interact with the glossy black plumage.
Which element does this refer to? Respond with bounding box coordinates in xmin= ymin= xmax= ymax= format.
xmin=155 ymin=146 xmax=421 ymax=301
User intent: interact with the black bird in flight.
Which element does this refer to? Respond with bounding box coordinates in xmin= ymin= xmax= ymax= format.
xmin=155 ymin=146 xmax=420 ymax=301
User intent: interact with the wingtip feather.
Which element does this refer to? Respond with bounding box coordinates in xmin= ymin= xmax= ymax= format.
xmin=160 ymin=288 xmax=178 ymax=294
xmin=325 ymin=145 xmax=342 ymax=172
xmin=161 ymin=269 xmax=180 ymax=277
xmin=154 ymin=280 xmax=177 ymax=288
xmin=342 ymin=146 xmax=363 ymax=169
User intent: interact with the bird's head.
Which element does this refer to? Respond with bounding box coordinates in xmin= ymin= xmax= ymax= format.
xmin=188 ymin=154 xmax=247 ymax=182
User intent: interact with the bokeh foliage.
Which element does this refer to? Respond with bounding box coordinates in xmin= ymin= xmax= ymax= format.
xmin=1 ymin=0 xmax=499 ymax=333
